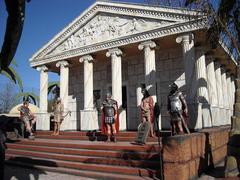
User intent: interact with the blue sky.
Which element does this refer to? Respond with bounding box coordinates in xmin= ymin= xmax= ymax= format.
xmin=0 ymin=0 xmax=144 ymax=92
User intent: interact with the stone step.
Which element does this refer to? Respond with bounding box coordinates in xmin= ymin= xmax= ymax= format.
xmin=36 ymin=131 xmax=138 ymax=137
xmin=6 ymin=149 xmax=160 ymax=168
xmin=5 ymin=154 xmax=159 ymax=177
xmin=8 ymin=138 xmax=160 ymax=152
xmin=34 ymin=134 xmax=159 ymax=142
xmin=7 ymin=143 xmax=159 ymax=160
xmin=6 ymin=162 xmax=154 ymax=180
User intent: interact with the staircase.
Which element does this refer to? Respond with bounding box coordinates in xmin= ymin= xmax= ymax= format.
xmin=5 ymin=131 xmax=162 ymax=180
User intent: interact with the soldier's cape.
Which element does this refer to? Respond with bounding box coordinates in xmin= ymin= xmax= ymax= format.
xmin=101 ymin=102 xmax=119 ymax=134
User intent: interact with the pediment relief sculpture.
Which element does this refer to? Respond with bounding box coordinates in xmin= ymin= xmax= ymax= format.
xmin=51 ymin=14 xmax=174 ymax=55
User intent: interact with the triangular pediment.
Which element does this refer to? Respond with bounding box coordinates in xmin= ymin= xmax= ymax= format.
xmin=30 ymin=1 xmax=206 ymax=65
xmin=51 ymin=13 xmax=176 ymax=55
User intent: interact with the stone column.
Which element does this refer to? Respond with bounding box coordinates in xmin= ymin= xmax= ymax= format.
xmin=195 ymin=48 xmax=211 ymax=128
xmin=36 ymin=65 xmax=49 ymax=130
xmin=206 ymin=58 xmax=218 ymax=126
xmin=56 ymin=60 xmax=70 ymax=130
xmin=138 ymin=40 xmax=157 ymax=102
xmin=79 ymin=55 xmax=98 ymax=130
xmin=214 ymin=62 xmax=224 ymax=126
xmin=176 ymin=33 xmax=199 ymax=129
xmin=231 ymin=74 xmax=236 ymax=116
xmin=176 ymin=33 xmax=195 ymax=101
xmin=221 ymin=67 xmax=229 ymax=125
xmin=226 ymin=72 xmax=233 ymax=122
xmin=106 ymin=48 xmax=126 ymax=130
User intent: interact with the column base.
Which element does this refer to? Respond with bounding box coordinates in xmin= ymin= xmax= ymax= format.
xmin=188 ymin=103 xmax=202 ymax=130
xmin=219 ymin=107 xmax=226 ymax=125
xmin=80 ymin=110 xmax=99 ymax=131
xmin=36 ymin=112 xmax=50 ymax=131
xmin=211 ymin=106 xmax=219 ymax=126
xmin=202 ymin=103 xmax=212 ymax=128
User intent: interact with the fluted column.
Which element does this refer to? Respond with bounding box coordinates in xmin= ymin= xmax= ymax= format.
xmin=56 ymin=60 xmax=69 ymax=130
xmin=176 ymin=33 xmax=199 ymax=129
xmin=36 ymin=65 xmax=49 ymax=130
xmin=80 ymin=55 xmax=94 ymax=110
xmin=215 ymin=62 xmax=224 ymax=125
xmin=79 ymin=55 xmax=98 ymax=131
xmin=231 ymin=74 xmax=236 ymax=116
xmin=106 ymin=48 xmax=126 ymax=130
xmin=226 ymin=72 xmax=233 ymax=122
xmin=176 ymin=33 xmax=195 ymax=102
xmin=206 ymin=58 xmax=218 ymax=126
xmin=221 ymin=67 xmax=229 ymax=125
xmin=195 ymin=48 xmax=211 ymax=128
xmin=138 ymin=40 xmax=157 ymax=102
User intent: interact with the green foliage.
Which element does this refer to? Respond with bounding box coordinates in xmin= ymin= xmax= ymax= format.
xmin=15 ymin=92 xmax=39 ymax=105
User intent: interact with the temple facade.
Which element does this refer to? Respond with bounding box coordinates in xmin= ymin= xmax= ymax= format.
xmin=30 ymin=1 xmax=237 ymax=131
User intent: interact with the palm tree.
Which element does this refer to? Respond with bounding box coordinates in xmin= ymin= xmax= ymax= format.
xmin=0 ymin=59 xmax=23 ymax=91
xmin=15 ymin=81 xmax=60 ymax=108
xmin=15 ymin=92 xmax=39 ymax=106
xmin=145 ymin=0 xmax=240 ymax=59
xmin=0 ymin=0 xmax=29 ymax=70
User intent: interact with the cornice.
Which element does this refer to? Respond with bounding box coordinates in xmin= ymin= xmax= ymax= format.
xmin=30 ymin=18 xmax=207 ymax=67
xmin=30 ymin=1 xmax=206 ymax=63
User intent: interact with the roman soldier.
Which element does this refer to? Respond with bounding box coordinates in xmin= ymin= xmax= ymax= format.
xmin=17 ymin=101 xmax=36 ymax=139
xmin=140 ymin=89 xmax=155 ymax=137
xmin=167 ymin=83 xmax=189 ymax=135
xmin=51 ymin=97 xmax=64 ymax=136
xmin=101 ymin=93 xmax=119 ymax=142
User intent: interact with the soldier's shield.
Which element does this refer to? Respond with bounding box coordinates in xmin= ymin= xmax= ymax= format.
xmin=135 ymin=121 xmax=150 ymax=144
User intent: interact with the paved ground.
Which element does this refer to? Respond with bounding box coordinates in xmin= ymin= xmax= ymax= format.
xmin=3 ymin=162 xmax=239 ymax=180
xmin=4 ymin=165 xmax=96 ymax=180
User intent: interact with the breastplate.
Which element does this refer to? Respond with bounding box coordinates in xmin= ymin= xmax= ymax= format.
xmin=169 ymin=92 xmax=182 ymax=112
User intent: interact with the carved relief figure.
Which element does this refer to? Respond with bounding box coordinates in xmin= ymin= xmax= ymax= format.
xmin=52 ymin=15 xmax=165 ymax=54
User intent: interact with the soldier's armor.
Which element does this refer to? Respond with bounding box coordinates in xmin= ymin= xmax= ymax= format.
xmin=169 ymin=91 xmax=183 ymax=113
xmin=20 ymin=106 xmax=32 ymax=122
xmin=102 ymin=99 xmax=117 ymax=117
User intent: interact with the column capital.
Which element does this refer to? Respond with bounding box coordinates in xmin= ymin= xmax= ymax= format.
xmin=106 ymin=48 xmax=123 ymax=57
xmin=36 ymin=65 xmax=48 ymax=72
xmin=176 ymin=33 xmax=194 ymax=44
xmin=138 ymin=40 xmax=156 ymax=51
xmin=56 ymin=60 xmax=69 ymax=68
xmin=79 ymin=55 xmax=94 ymax=63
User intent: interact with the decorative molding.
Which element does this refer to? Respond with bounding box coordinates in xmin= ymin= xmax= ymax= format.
xmin=30 ymin=18 xmax=207 ymax=67
xmin=36 ymin=65 xmax=48 ymax=72
xmin=56 ymin=60 xmax=69 ymax=68
xmin=138 ymin=40 xmax=156 ymax=50
xmin=51 ymin=15 xmax=169 ymax=55
xmin=106 ymin=48 xmax=123 ymax=57
xmin=30 ymin=1 xmax=206 ymax=63
xmin=176 ymin=33 xmax=194 ymax=44
xmin=79 ymin=55 xmax=94 ymax=63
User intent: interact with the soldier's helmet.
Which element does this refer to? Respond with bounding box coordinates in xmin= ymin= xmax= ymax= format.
xmin=169 ymin=83 xmax=178 ymax=92
xmin=106 ymin=92 xmax=112 ymax=98
xmin=56 ymin=97 xmax=61 ymax=102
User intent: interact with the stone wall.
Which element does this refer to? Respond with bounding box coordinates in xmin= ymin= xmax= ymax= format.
xmin=68 ymin=47 xmax=184 ymax=130
xmin=162 ymin=126 xmax=230 ymax=180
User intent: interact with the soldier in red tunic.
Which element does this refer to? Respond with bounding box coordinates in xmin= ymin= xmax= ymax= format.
xmin=101 ymin=93 xmax=119 ymax=142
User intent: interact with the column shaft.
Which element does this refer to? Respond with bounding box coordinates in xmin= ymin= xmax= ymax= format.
xmin=80 ymin=55 xmax=94 ymax=110
xmin=215 ymin=62 xmax=224 ymax=125
xmin=106 ymin=48 xmax=126 ymax=130
xmin=196 ymin=48 xmax=211 ymax=127
xmin=138 ymin=40 xmax=157 ymax=102
xmin=56 ymin=61 xmax=69 ymax=130
xmin=36 ymin=65 xmax=49 ymax=130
